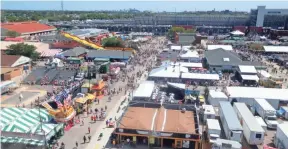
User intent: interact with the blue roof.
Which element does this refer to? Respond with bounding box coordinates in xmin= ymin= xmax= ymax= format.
xmin=219 ymin=101 xmax=243 ymax=131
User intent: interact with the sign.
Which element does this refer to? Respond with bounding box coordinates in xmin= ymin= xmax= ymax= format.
xmin=149 ymin=137 xmax=155 ymax=144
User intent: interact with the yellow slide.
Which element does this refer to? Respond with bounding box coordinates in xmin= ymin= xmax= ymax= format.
xmin=61 ymin=32 xmax=104 ymax=50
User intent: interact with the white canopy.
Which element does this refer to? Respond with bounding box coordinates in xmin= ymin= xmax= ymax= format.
xmin=149 ymin=66 xmax=188 ymax=78
xmin=133 ymin=81 xmax=155 ymax=98
xmin=263 ymin=46 xmax=288 ymax=53
xmin=180 ymin=50 xmax=199 ymax=58
xmin=230 ymin=30 xmax=245 ymax=36
xmin=257 ymin=70 xmax=271 ymax=78
xmin=170 ymin=45 xmax=182 ymax=51
xmin=238 ymin=65 xmax=257 ymax=74
xmin=181 ymin=73 xmax=220 ymax=80
xmin=207 ymin=45 xmax=233 ymax=51
xmin=241 ymin=75 xmax=259 ymax=81
xmin=167 ymin=82 xmax=186 ymax=90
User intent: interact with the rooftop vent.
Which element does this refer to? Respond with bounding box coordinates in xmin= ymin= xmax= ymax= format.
xmin=223 ymin=58 xmax=230 ymax=62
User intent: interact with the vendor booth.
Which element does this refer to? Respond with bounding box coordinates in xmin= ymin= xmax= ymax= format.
xmin=74 ymin=93 xmax=96 ymax=114
xmin=91 ymin=79 xmax=106 ymax=97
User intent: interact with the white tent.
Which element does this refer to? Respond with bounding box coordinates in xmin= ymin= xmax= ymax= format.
xmin=230 ymin=30 xmax=245 ymax=36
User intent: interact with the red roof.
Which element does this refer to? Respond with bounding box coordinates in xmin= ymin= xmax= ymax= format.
xmin=4 ymin=37 xmax=24 ymax=42
xmin=1 ymin=21 xmax=56 ymax=34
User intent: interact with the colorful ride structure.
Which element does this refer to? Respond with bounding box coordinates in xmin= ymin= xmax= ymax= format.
xmin=61 ymin=31 xmax=104 ymax=50
xmin=42 ymin=101 xmax=76 ymax=123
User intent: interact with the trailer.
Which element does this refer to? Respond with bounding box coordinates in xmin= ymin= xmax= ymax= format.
xmin=274 ymin=123 xmax=288 ymax=149
xmin=233 ymin=103 xmax=265 ymax=145
xmin=254 ymin=116 xmax=267 ymax=134
xmin=253 ymin=98 xmax=279 ymax=129
xmin=219 ymin=101 xmax=243 ymax=142
xmin=207 ymin=119 xmax=221 ymax=143
xmin=212 ymin=138 xmax=242 ymax=149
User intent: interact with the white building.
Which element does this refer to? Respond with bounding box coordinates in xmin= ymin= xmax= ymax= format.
xmin=179 ymin=50 xmax=201 ymax=62
xmin=256 ymin=6 xmax=288 ymax=27
xmin=226 ymin=86 xmax=288 ymax=109
xmin=208 ymin=90 xmax=229 ymax=106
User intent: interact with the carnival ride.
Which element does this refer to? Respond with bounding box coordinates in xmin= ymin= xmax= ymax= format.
xmin=61 ymin=31 xmax=104 ymax=50
xmin=60 ymin=31 xmax=136 ymax=53
xmin=42 ymin=101 xmax=76 ymax=122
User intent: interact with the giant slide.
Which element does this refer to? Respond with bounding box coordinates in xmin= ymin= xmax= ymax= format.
xmin=61 ymin=32 xmax=104 ymax=50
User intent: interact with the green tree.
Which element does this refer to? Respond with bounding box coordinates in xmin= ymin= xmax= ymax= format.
xmin=102 ymin=37 xmax=124 ymax=47
xmin=6 ymin=31 xmax=20 ymax=37
xmin=6 ymin=43 xmax=40 ymax=60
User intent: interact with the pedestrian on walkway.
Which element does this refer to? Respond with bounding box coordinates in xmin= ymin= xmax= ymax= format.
xmin=88 ymin=127 xmax=90 ymax=134
xmin=88 ymin=135 xmax=91 ymax=142
xmin=83 ymin=136 xmax=86 ymax=143
xmin=75 ymin=141 xmax=78 ymax=148
xmin=105 ymin=105 xmax=107 ymax=111
xmin=81 ymin=120 xmax=84 ymax=126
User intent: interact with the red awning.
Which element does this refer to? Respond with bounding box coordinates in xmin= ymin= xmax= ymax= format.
xmin=4 ymin=37 xmax=24 ymax=42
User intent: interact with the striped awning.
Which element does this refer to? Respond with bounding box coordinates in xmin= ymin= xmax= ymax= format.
xmin=1 ymin=136 xmax=44 ymax=146
xmin=1 ymin=108 xmax=51 ymax=133
xmin=0 ymin=108 xmax=27 ymax=128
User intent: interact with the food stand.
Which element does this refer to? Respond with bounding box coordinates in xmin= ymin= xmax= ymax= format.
xmin=91 ymin=80 xmax=106 ymax=97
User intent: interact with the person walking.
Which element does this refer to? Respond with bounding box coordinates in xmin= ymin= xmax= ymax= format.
xmin=75 ymin=141 xmax=78 ymax=148
xmin=88 ymin=135 xmax=91 ymax=142
xmin=88 ymin=126 xmax=90 ymax=134
xmin=83 ymin=136 xmax=86 ymax=143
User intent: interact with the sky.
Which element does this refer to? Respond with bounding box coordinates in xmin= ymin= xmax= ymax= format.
xmin=2 ymin=1 xmax=288 ymax=12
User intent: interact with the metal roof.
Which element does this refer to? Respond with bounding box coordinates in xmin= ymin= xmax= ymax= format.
xmin=204 ymin=49 xmax=263 ymax=67
xmin=61 ymin=47 xmax=89 ymax=57
xmin=204 ymin=49 xmax=242 ymax=66
xmin=207 ymin=119 xmax=221 ymax=130
xmin=87 ymin=50 xmax=132 ymax=59
xmin=227 ymin=87 xmax=288 ymax=101
xmin=219 ymin=101 xmax=243 ymax=131
xmin=238 ymin=65 xmax=257 ymax=73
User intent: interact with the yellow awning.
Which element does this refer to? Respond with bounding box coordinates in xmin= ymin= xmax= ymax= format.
xmin=82 ymin=83 xmax=93 ymax=88
xmin=86 ymin=93 xmax=95 ymax=100
xmin=199 ymin=95 xmax=205 ymax=103
xmin=75 ymin=97 xmax=88 ymax=104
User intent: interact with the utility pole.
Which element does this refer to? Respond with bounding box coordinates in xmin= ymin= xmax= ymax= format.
xmin=61 ymin=0 xmax=64 ymax=11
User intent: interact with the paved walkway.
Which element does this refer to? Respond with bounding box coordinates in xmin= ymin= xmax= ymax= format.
xmin=85 ymin=72 xmax=148 ymax=149
xmin=57 ymin=37 xmax=166 ymax=149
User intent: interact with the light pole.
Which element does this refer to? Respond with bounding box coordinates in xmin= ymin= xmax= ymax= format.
xmin=38 ymin=107 xmax=46 ymax=148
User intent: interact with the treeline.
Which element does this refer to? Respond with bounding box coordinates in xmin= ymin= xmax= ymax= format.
xmin=1 ymin=10 xmax=155 ymax=22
